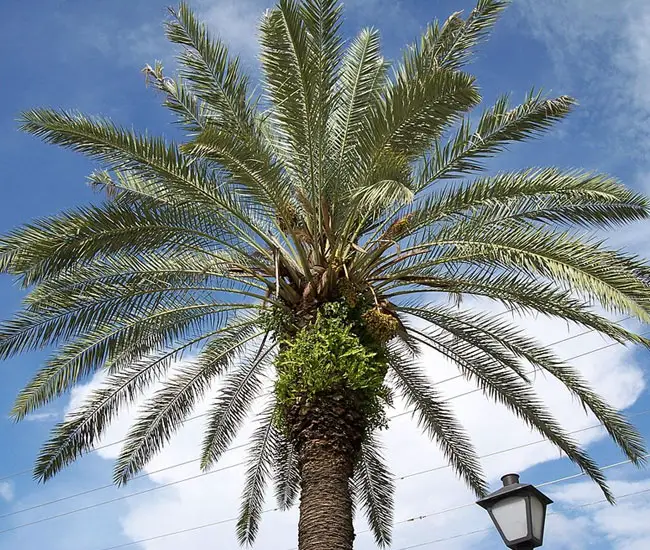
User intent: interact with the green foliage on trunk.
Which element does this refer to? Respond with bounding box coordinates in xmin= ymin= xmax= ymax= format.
xmin=274 ymin=303 xmax=389 ymax=431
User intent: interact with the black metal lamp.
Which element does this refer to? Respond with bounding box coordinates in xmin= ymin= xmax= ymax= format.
xmin=477 ymin=473 xmax=553 ymax=550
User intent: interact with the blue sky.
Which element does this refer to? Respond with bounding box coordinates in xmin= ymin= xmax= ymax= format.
xmin=1 ymin=1 xmax=650 ymax=549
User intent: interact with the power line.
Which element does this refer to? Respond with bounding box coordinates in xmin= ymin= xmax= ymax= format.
xmin=3 ymin=413 xmax=648 ymax=538
xmin=84 ymin=456 xmax=649 ymax=550
xmin=0 ymin=448 xmax=246 ymax=521
xmin=0 ymin=318 xmax=633 ymax=484
xmin=95 ymin=507 xmax=281 ymax=550
xmin=0 ymin=461 xmax=242 ymax=536
xmin=393 ymin=408 xmax=650 ymax=483
xmin=356 ymin=453 xmax=650 ymax=541
xmin=389 ymin=486 xmax=650 ymax=550
xmin=2 ymin=336 xmax=647 ymax=529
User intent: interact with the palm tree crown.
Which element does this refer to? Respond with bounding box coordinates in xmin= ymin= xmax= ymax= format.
xmin=2 ymin=0 xmax=650 ymax=547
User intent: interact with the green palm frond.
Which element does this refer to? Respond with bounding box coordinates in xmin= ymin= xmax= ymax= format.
xmin=425 ymin=0 xmax=509 ymax=70
xmin=0 ymin=201 xmax=227 ymax=283
xmin=400 ymin=304 xmax=647 ymax=465
xmin=10 ymin=304 xmax=247 ymax=420
xmin=259 ymin=1 xmax=318 ymax=190
xmin=114 ymin=322 xmax=262 ymax=484
xmin=201 ymin=335 xmax=275 ymax=469
xmin=388 ymin=269 xmax=650 ymax=347
xmin=418 ymin=92 xmax=576 ymax=187
xmin=143 ymin=61 xmax=208 ymax=134
xmin=388 ymin=345 xmax=487 ymax=496
xmin=166 ymin=2 xmax=253 ymax=133
xmin=364 ymin=68 xmax=479 ymax=170
xmin=332 ymin=27 xmax=386 ymax=183
xmin=32 ymin=330 xmax=220 ymax=481
xmin=272 ymin=431 xmax=300 ymax=510
xmin=237 ymin=400 xmax=280 ymax=546
xmin=411 ymin=326 xmax=617 ymax=503
xmin=17 ymin=110 xmax=278 ymax=253
xmin=352 ymin=432 xmax=395 ymax=547
xmin=377 ymin=223 xmax=650 ymax=322
xmin=411 ymin=168 xmax=648 ymax=233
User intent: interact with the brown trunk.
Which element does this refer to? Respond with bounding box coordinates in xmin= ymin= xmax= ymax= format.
xmin=288 ymin=391 xmax=365 ymax=550
xmin=298 ymin=435 xmax=355 ymax=550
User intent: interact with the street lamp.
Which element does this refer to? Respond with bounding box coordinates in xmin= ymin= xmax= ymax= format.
xmin=477 ymin=473 xmax=553 ymax=550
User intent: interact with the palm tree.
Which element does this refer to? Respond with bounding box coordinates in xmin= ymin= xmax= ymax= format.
xmin=2 ymin=0 xmax=649 ymax=548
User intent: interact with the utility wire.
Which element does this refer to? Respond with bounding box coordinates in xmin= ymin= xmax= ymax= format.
xmin=84 ymin=456 xmax=650 ymax=550
xmin=0 ymin=318 xmax=632 ymax=484
xmin=392 ymin=332 xmax=648 ymax=420
xmin=3 ymin=415 xmax=648 ymax=537
xmin=389 ymin=486 xmax=650 ymax=550
xmin=357 ymin=453 xmax=650 ymax=540
xmin=1 ymin=333 xmax=647 ymax=529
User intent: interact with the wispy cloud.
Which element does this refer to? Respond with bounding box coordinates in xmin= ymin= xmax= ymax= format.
xmin=0 ymin=482 xmax=14 ymax=503
xmin=23 ymin=411 xmax=59 ymax=422
xmin=515 ymin=0 xmax=650 ymax=167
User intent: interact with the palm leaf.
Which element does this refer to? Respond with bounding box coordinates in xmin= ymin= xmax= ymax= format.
xmin=32 ymin=329 xmax=223 ymax=481
xmin=201 ymin=335 xmax=275 ymax=469
xmin=113 ymin=322 xmax=261 ymax=484
xmin=388 ymin=345 xmax=487 ymax=497
xmin=272 ymin=431 xmax=300 ymax=510
xmin=411 ymin=326 xmax=616 ymax=503
xmin=237 ymin=400 xmax=280 ymax=545
xmin=352 ymin=432 xmax=395 ymax=547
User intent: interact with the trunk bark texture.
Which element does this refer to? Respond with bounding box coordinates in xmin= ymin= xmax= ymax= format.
xmin=288 ymin=391 xmax=365 ymax=550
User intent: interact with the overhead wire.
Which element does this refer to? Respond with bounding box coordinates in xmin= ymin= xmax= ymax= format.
xmin=389 ymin=485 xmax=650 ymax=550
xmin=0 ymin=329 xmax=647 ymax=532
xmin=82 ymin=455 xmax=650 ymax=550
xmin=0 ymin=316 xmax=634 ymax=484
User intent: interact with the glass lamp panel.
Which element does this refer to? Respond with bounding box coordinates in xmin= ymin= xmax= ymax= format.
xmin=490 ymin=496 xmax=529 ymax=543
xmin=530 ymin=495 xmax=546 ymax=540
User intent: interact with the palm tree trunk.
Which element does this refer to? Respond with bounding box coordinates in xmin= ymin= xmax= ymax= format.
xmin=288 ymin=391 xmax=365 ymax=550
xmin=298 ymin=436 xmax=355 ymax=550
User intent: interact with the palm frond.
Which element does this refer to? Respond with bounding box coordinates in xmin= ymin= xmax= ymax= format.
xmin=418 ymin=92 xmax=576 ymax=187
xmin=17 ymin=109 xmax=279 ymax=255
xmin=272 ymin=431 xmax=300 ymax=510
xmin=143 ymin=61 xmax=209 ymax=134
xmin=113 ymin=322 xmax=261 ymax=484
xmin=363 ymin=68 xmax=479 ymax=170
xmin=201 ymin=335 xmax=275 ymax=469
xmin=332 ymin=27 xmax=386 ymax=183
xmin=12 ymin=304 xmax=254 ymax=421
xmin=400 ymin=305 xmax=647 ymax=465
xmin=388 ymin=345 xmax=487 ymax=497
xmin=237 ymin=399 xmax=280 ymax=546
xmin=388 ymin=269 xmax=650 ymax=348
xmin=411 ymin=326 xmax=616 ymax=503
xmin=352 ymin=432 xmax=395 ymax=547
xmin=32 ymin=329 xmax=221 ymax=481
xmin=378 ymin=223 xmax=650 ymax=322
xmin=259 ymin=1 xmax=317 ymax=190
xmin=425 ymin=0 xmax=509 ymax=70
xmin=166 ymin=2 xmax=253 ymax=133
xmin=411 ymin=167 xmax=649 ymax=233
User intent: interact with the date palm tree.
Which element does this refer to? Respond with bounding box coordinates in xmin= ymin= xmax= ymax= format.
xmin=2 ymin=1 xmax=649 ymax=549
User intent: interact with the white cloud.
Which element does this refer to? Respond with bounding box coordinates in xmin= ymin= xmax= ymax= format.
xmin=23 ymin=411 xmax=59 ymax=422
xmin=0 ymin=482 xmax=14 ymax=503
xmin=196 ymin=0 xmax=271 ymax=61
xmin=547 ymin=479 xmax=650 ymax=549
